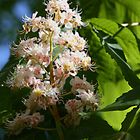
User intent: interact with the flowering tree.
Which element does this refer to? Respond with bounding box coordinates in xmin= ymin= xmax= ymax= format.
xmin=1 ymin=0 xmax=140 ymax=140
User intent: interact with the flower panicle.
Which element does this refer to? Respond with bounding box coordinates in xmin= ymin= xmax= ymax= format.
xmin=6 ymin=0 xmax=98 ymax=135
xmin=6 ymin=112 xmax=44 ymax=135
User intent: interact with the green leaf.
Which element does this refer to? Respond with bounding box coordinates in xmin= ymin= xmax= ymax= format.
xmin=129 ymin=111 xmax=140 ymax=139
xmin=89 ymin=18 xmax=140 ymax=78
xmin=80 ymin=25 xmax=131 ymax=130
xmin=100 ymin=86 xmax=140 ymax=111
xmin=77 ymin=0 xmax=102 ymax=20
xmin=94 ymin=132 xmax=135 ymax=140
xmin=104 ymin=43 xmax=140 ymax=88
xmin=0 ymin=87 xmax=16 ymax=129
xmin=98 ymin=0 xmax=125 ymax=23
xmin=110 ymin=132 xmax=135 ymax=140
xmin=98 ymin=0 xmax=140 ymax=23
xmin=0 ymin=86 xmax=31 ymax=127
xmin=4 ymin=129 xmax=47 ymax=140
xmin=115 ymin=0 xmax=140 ymax=20
xmin=121 ymin=106 xmax=139 ymax=132
xmin=52 ymin=45 xmax=64 ymax=61
xmin=0 ymin=87 xmax=13 ymax=113
xmin=64 ymin=113 xmax=116 ymax=140
xmin=0 ymin=56 xmax=18 ymax=85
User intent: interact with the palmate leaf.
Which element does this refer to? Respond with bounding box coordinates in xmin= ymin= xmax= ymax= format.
xmin=121 ymin=106 xmax=139 ymax=132
xmin=98 ymin=0 xmax=140 ymax=22
xmin=129 ymin=111 xmax=140 ymax=139
xmin=4 ymin=129 xmax=47 ymax=140
xmin=100 ymin=86 xmax=140 ymax=112
xmin=115 ymin=0 xmax=140 ymax=20
xmin=80 ymin=25 xmax=131 ymax=130
xmin=89 ymin=18 xmax=140 ymax=78
xmin=64 ymin=113 xmax=116 ymax=140
xmin=110 ymin=132 xmax=135 ymax=140
xmin=93 ymin=132 xmax=135 ymax=140
xmin=75 ymin=0 xmax=140 ymax=23
xmin=104 ymin=43 xmax=140 ymax=89
xmin=98 ymin=0 xmax=125 ymax=23
xmin=71 ymin=0 xmax=102 ymax=20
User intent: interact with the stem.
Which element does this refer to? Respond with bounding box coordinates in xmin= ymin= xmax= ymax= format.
xmin=52 ymin=105 xmax=64 ymax=140
xmin=49 ymin=31 xmax=64 ymax=140
xmin=111 ymin=26 xmax=124 ymax=38
xmin=50 ymin=31 xmax=55 ymax=85
xmin=61 ymin=92 xmax=72 ymax=97
xmin=34 ymin=126 xmax=56 ymax=131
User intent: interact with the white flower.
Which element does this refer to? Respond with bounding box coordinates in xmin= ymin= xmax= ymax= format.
xmin=81 ymin=56 xmax=93 ymax=70
xmin=25 ymin=85 xmax=59 ymax=112
xmin=45 ymin=0 xmax=84 ymax=28
xmin=46 ymin=0 xmax=59 ymax=14
xmin=6 ymin=62 xmax=47 ymax=89
xmin=12 ymin=38 xmax=37 ymax=57
xmin=77 ymin=89 xmax=98 ymax=110
xmin=71 ymin=32 xmax=87 ymax=51
xmin=26 ymin=43 xmax=50 ymax=66
xmin=59 ymin=9 xmax=73 ymax=25
xmin=43 ymin=18 xmax=61 ymax=41
xmin=6 ymin=112 xmax=44 ymax=135
xmin=29 ymin=64 xmax=45 ymax=79
xmin=55 ymin=50 xmax=78 ymax=76
xmin=6 ymin=65 xmax=35 ymax=88
xmin=71 ymin=9 xmax=84 ymax=27
xmin=65 ymin=99 xmax=83 ymax=113
xmin=23 ymin=12 xmax=42 ymax=32
xmin=58 ymin=31 xmax=86 ymax=51
xmin=46 ymin=0 xmax=69 ymax=14
xmin=70 ymin=76 xmax=94 ymax=93
xmin=70 ymin=51 xmax=86 ymax=67
xmin=64 ymin=99 xmax=83 ymax=126
xmin=57 ymin=0 xmax=69 ymax=11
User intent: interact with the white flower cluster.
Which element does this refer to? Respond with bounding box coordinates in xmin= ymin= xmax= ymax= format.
xmin=6 ymin=112 xmax=44 ymax=135
xmin=6 ymin=0 xmax=98 ymax=135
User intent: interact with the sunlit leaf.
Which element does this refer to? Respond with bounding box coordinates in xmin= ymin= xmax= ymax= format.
xmin=80 ymin=25 xmax=131 ymax=130
xmin=129 ymin=111 xmax=140 ymax=139
xmin=89 ymin=18 xmax=140 ymax=78
xmin=64 ymin=113 xmax=115 ymax=140
xmin=104 ymin=43 xmax=140 ymax=88
xmin=100 ymin=86 xmax=140 ymax=111
xmin=115 ymin=0 xmax=140 ymax=20
xmin=121 ymin=106 xmax=139 ymax=132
